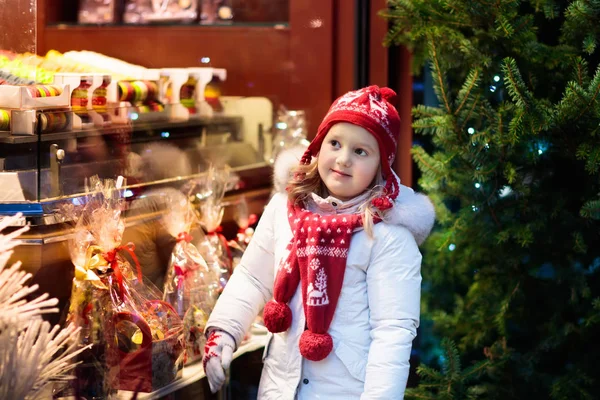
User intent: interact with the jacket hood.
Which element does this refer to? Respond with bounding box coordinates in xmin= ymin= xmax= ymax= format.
xmin=272 ymin=147 xmax=436 ymax=245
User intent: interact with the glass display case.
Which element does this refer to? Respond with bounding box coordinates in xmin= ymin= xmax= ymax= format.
xmin=0 ymin=92 xmax=273 ymax=311
xmin=0 ymin=9 xmax=275 ymax=329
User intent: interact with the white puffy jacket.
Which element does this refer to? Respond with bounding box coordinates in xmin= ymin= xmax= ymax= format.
xmin=207 ymin=159 xmax=435 ymax=399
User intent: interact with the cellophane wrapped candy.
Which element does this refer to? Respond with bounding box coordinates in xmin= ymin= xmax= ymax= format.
xmin=227 ymin=196 xmax=257 ymax=270
xmin=161 ymin=190 xmax=220 ymax=364
xmin=270 ymin=107 xmax=309 ymax=164
xmin=195 ymin=165 xmax=237 ymax=292
xmin=66 ymin=176 xmax=184 ymax=395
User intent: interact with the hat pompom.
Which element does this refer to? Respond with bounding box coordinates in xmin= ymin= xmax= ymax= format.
xmin=372 ymin=196 xmax=394 ymax=211
xmin=263 ymin=300 xmax=293 ymax=333
xmin=299 ymin=330 xmax=333 ymax=361
xmin=380 ymin=87 xmax=397 ymax=103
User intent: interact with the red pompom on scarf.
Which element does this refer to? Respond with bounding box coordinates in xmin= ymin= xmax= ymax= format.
xmin=263 ymin=201 xmax=366 ymax=361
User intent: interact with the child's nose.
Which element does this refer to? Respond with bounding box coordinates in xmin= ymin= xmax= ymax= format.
xmin=336 ymin=150 xmax=352 ymax=166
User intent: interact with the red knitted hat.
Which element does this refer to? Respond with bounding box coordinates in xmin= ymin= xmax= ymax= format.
xmin=300 ymin=85 xmax=401 ymax=210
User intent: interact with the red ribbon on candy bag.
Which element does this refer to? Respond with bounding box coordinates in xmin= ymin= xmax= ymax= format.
xmin=103 ymin=242 xmax=143 ymax=297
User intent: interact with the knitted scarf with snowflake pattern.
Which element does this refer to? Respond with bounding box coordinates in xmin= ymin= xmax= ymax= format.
xmin=263 ymin=201 xmax=364 ymax=361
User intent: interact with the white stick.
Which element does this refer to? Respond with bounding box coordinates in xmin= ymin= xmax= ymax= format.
xmin=0 ymin=213 xmax=87 ymax=399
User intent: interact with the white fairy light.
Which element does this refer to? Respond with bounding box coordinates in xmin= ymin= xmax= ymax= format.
xmin=475 ymin=183 xmax=481 ymax=189
xmin=499 ymin=186 xmax=513 ymax=198
xmin=468 ymin=127 xmax=475 ymax=135
xmin=493 ymin=75 xmax=501 ymax=82
xmin=448 ymin=243 xmax=456 ymax=251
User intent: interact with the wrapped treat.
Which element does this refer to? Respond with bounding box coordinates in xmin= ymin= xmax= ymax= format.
xmin=200 ymin=0 xmax=233 ymax=24
xmin=78 ymin=0 xmax=120 ymax=24
xmin=67 ymin=176 xmax=184 ymax=394
xmin=195 ymin=165 xmax=237 ymax=291
xmin=161 ymin=190 xmax=219 ymax=363
xmin=228 ymin=196 xmax=257 ymax=270
xmin=124 ymin=0 xmax=198 ymax=24
xmin=271 ymin=107 xmax=310 ymax=163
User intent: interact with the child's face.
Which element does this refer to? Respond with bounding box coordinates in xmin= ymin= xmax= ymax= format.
xmin=317 ymin=123 xmax=381 ymax=201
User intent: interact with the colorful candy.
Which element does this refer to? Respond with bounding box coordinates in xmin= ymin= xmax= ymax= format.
xmin=38 ymin=111 xmax=69 ymax=133
xmin=0 ymin=109 xmax=10 ymax=130
xmin=26 ymin=84 xmax=64 ymax=98
xmin=71 ymin=76 xmax=93 ymax=113
xmin=118 ymin=80 xmax=158 ymax=102
xmin=180 ymin=77 xmax=197 ymax=112
xmin=92 ymin=76 xmax=111 ymax=112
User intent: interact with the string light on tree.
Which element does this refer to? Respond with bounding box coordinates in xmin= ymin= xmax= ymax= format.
xmin=468 ymin=127 xmax=475 ymax=135
xmin=471 ymin=205 xmax=479 ymax=212
xmin=489 ymin=85 xmax=497 ymax=92
xmin=499 ymin=186 xmax=513 ymax=198
xmin=448 ymin=243 xmax=456 ymax=251
xmin=533 ymin=141 xmax=549 ymax=155
xmin=474 ymin=182 xmax=481 ymax=189
xmin=493 ymin=75 xmax=501 ymax=82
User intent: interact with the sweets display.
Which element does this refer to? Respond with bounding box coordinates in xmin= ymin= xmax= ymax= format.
xmin=27 ymin=84 xmax=64 ymax=98
xmin=0 ymin=82 xmax=72 ymax=135
xmin=124 ymin=0 xmax=199 ymax=24
xmin=0 ymin=83 xmax=70 ymax=109
xmin=39 ymin=110 xmax=71 ymax=133
xmin=194 ymin=165 xmax=239 ymax=291
xmin=204 ymin=73 xmax=224 ymax=112
xmin=160 ymin=189 xmax=220 ymax=363
xmin=228 ymin=197 xmax=258 ymax=269
xmin=0 ymin=70 xmax=35 ymax=85
xmin=180 ymin=76 xmax=197 ymax=113
xmin=118 ymin=80 xmax=158 ymax=103
xmin=66 ymin=176 xmax=184 ymax=394
xmin=78 ymin=0 xmax=120 ymax=24
xmin=0 ymin=49 xmax=227 ymax=132
xmin=200 ymin=0 xmax=233 ymax=24
xmin=0 ymin=109 xmax=9 ymax=130
xmin=118 ymin=79 xmax=165 ymax=114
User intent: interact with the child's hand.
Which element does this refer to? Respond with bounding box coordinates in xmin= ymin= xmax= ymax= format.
xmin=203 ymin=329 xmax=236 ymax=393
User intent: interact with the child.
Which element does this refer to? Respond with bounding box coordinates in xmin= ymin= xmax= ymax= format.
xmin=203 ymin=86 xmax=435 ymax=399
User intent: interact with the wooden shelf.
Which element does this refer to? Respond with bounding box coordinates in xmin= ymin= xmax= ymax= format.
xmin=42 ymin=23 xmax=292 ymax=107
xmin=46 ymin=22 xmax=289 ymax=30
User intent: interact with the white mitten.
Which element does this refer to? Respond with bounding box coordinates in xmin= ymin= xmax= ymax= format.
xmin=203 ymin=329 xmax=236 ymax=393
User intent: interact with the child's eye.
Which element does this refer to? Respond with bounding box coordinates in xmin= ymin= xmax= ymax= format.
xmin=330 ymin=140 xmax=340 ymax=148
xmin=355 ymin=148 xmax=368 ymax=156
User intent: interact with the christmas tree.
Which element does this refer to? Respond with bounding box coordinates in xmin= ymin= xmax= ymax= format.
xmin=383 ymin=1 xmax=600 ymax=398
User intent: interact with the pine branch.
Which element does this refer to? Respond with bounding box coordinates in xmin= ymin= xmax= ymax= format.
xmin=502 ymin=57 xmax=531 ymax=108
xmin=580 ymin=198 xmax=600 ymax=219
xmin=460 ymin=93 xmax=482 ymax=132
xmin=412 ymin=146 xmax=446 ymax=177
xmin=455 ymin=69 xmax=481 ymax=116
xmin=577 ymin=64 xmax=600 ymax=119
xmin=428 ymin=34 xmax=453 ymax=114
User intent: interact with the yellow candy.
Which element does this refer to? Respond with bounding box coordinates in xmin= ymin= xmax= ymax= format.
xmin=132 ymin=329 xmax=144 ymax=345
xmin=0 ymin=109 xmax=10 ymax=131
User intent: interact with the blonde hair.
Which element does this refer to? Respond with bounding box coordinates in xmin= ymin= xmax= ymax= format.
xmin=287 ymin=161 xmax=387 ymax=238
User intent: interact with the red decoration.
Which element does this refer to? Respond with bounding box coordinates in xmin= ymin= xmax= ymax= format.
xmin=299 ymin=330 xmax=333 ymax=362
xmin=263 ymin=301 xmax=293 ymax=333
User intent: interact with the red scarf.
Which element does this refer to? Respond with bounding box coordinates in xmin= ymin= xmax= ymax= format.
xmin=263 ymin=201 xmax=363 ymax=361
